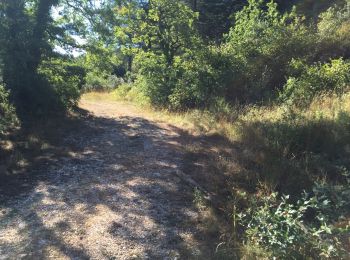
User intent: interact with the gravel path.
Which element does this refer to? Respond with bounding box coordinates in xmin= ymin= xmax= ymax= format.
xmin=0 ymin=100 xmax=208 ymax=259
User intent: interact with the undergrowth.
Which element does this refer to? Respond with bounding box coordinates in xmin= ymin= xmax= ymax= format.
xmin=0 ymin=85 xmax=18 ymax=134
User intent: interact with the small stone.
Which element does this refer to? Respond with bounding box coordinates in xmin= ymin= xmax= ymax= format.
xmin=18 ymin=222 xmax=26 ymax=229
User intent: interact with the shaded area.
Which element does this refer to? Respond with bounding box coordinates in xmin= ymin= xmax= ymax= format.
xmin=182 ymin=109 xmax=350 ymax=200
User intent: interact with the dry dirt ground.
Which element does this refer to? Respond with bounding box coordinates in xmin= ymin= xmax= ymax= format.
xmin=0 ymin=99 xmax=216 ymax=259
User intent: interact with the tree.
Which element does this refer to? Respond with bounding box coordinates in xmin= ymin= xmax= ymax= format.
xmin=184 ymin=0 xmax=245 ymax=42
xmin=117 ymin=0 xmax=202 ymax=107
xmin=137 ymin=0 xmax=198 ymax=64
xmin=0 ymin=0 xmax=116 ymax=117
xmin=1 ymin=0 xmax=60 ymax=116
xmin=223 ymin=0 xmax=313 ymax=101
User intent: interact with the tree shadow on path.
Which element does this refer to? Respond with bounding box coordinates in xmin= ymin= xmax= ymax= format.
xmin=0 ymin=108 xmax=219 ymax=259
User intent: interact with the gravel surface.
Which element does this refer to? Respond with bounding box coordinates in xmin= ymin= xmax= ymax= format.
xmin=0 ymin=100 xmax=209 ymax=259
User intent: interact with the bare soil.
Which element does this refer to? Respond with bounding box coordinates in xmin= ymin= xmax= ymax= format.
xmin=0 ymin=99 xmax=220 ymax=259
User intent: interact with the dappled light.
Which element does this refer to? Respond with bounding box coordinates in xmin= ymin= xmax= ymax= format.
xmin=1 ymin=0 xmax=350 ymax=258
xmin=0 ymin=101 xmax=217 ymax=259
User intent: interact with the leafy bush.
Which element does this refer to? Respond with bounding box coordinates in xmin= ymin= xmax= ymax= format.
xmin=135 ymin=52 xmax=173 ymax=107
xmin=38 ymin=58 xmax=86 ymax=110
xmin=84 ymin=72 xmax=124 ymax=92
xmin=133 ymin=0 xmax=349 ymax=107
xmin=224 ymin=0 xmax=313 ymax=102
xmin=135 ymin=44 xmax=231 ymax=110
xmin=112 ymin=83 xmax=148 ymax=105
xmin=123 ymin=0 xmax=208 ymax=110
xmin=317 ymin=1 xmax=350 ymax=60
xmin=242 ymin=176 xmax=350 ymax=258
xmin=0 ymin=84 xmax=17 ymax=133
xmin=168 ymin=48 xmax=227 ymax=110
xmin=281 ymin=59 xmax=350 ymax=106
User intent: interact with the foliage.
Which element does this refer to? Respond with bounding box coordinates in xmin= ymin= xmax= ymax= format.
xmin=281 ymin=58 xmax=350 ymax=106
xmin=0 ymin=0 xmax=97 ymax=118
xmin=112 ymin=83 xmax=149 ymax=106
xmin=81 ymin=43 xmax=125 ymax=91
xmin=134 ymin=52 xmax=174 ymax=107
xmin=38 ymin=58 xmax=86 ymax=110
xmin=117 ymin=0 xmax=350 ymax=108
xmin=224 ymin=0 xmax=313 ymax=102
xmin=120 ymin=0 xmax=205 ymax=109
xmin=135 ymin=47 xmax=221 ymax=109
xmin=242 ymin=180 xmax=350 ymax=258
xmin=84 ymin=73 xmax=124 ymax=92
xmin=1 ymin=0 xmax=59 ymax=116
xmin=0 ymin=85 xmax=18 ymax=133
xmin=184 ymin=0 xmax=245 ymax=42
xmin=317 ymin=0 xmax=350 ymax=60
xmin=296 ymin=0 xmax=346 ymax=20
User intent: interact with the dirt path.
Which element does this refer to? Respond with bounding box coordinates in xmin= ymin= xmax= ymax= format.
xmin=0 ymin=99 xmax=212 ymax=259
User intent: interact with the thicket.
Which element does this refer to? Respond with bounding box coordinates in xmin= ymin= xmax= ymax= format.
xmin=281 ymin=59 xmax=350 ymax=106
xmin=241 ymin=176 xmax=350 ymax=258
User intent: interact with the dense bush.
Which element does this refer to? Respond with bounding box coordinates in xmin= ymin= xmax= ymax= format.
xmin=0 ymin=84 xmax=17 ymax=133
xmin=135 ymin=47 xmax=226 ymax=110
xmin=242 ymin=177 xmax=350 ymax=258
xmin=82 ymin=44 xmax=125 ymax=92
xmin=116 ymin=0 xmax=218 ymax=110
xmin=84 ymin=72 xmax=124 ymax=92
xmin=317 ymin=1 xmax=350 ymax=60
xmin=38 ymin=58 xmax=86 ymax=110
xmin=135 ymin=52 xmax=175 ymax=107
xmin=223 ymin=0 xmax=313 ymax=102
xmin=281 ymin=58 xmax=350 ymax=106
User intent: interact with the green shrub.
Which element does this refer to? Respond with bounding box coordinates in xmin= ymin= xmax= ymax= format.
xmin=281 ymin=59 xmax=350 ymax=106
xmin=168 ymin=49 xmax=225 ymax=110
xmin=38 ymin=58 xmax=86 ymax=110
xmin=242 ymin=176 xmax=350 ymax=258
xmin=84 ymin=72 xmax=109 ymax=92
xmin=135 ymin=52 xmax=174 ymax=107
xmin=112 ymin=83 xmax=148 ymax=105
xmin=84 ymin=72 xmax=124 ymax=92
xmin=224 ymin=0 xmax=314 ymax=102
xmin=317 ymin=1 xmax=350 ymax=60
xmin=0 ymin=84 xmax=18 ymax=133
xmin=135 ymin=45 xmax=229 ymax=110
